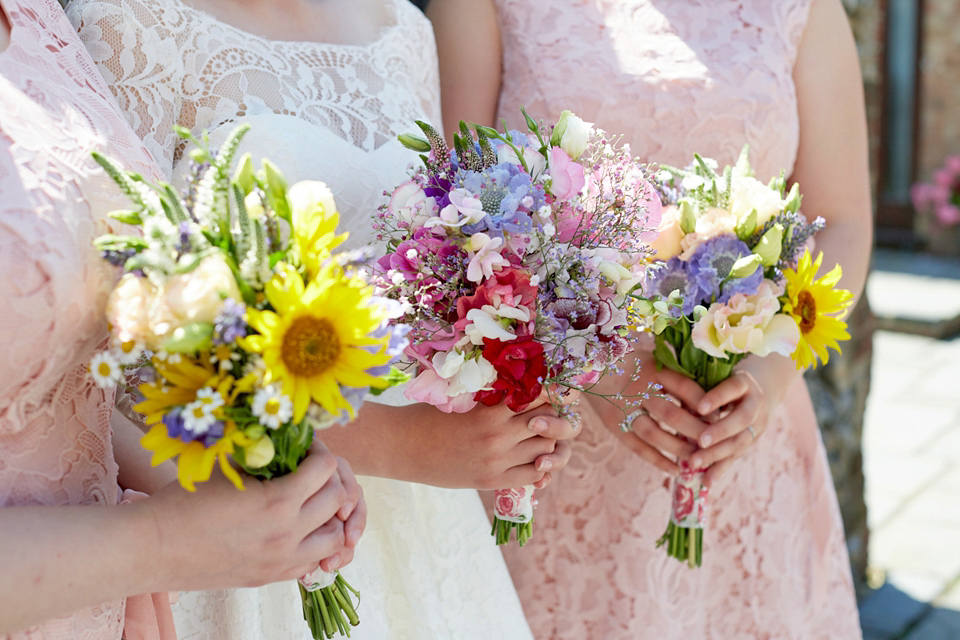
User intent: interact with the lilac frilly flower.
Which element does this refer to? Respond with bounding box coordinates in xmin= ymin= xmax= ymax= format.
xmin=459 ymin=163 xmax=543 ymax=235
xmin=163 ymin=407 xmax=225 ymax=447
xmin=645 ymin=258 xmax=705 ymax=317
xmin=688 ymin=234 xmax=762 ymax=304
xmin=213 ymin=298 xmax=247 ymax=345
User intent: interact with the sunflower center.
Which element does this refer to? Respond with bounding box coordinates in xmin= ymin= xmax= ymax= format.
xmin=797 ymin=290 xmax=817 ymax=334
xmin=281 ymin=316 xmax=341 ymax=377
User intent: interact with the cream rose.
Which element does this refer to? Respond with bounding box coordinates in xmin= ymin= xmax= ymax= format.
xmin=729 ymin=175 xmax=785 ymax=228
xmin=161 ymin=254 xmax=242 ymax=331
xmin=678 ymin=206 xmax=739 ymax=259
xmin=106 ymin=273 xmax=157 ymax=347
xmin=691 ymin=280 xmax=800 ymax=358
xmin=553 ymin=110 xmax=594 ymax=160
xmin=648 ymin=204 xmax=686 ymax=261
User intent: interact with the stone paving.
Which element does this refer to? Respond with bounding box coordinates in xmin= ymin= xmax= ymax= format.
xmin=858 ymin=250 xmax=960 ymax=639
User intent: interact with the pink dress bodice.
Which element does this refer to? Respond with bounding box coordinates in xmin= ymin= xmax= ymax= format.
xmin=0 ymin=0 xmax=162 ymax=637
xmin=493 ymin=2 xmax=863 ymax=639
xmin=496 ymin=0 xmax=809 ymax=181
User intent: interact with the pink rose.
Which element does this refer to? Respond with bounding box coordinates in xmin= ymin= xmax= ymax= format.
xmin=494 ymin=486 xmax=533 ymax=520
xmin=673 ymin=484 xmax=695 ymax=521
xmin=548 ymin=146 xmax=586 ymax=201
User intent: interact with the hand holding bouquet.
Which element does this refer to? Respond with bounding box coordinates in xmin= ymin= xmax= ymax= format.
xmin=375 ymin=110 xmax=662 ymax=545
xmin=88 ymin=125 xmax=408 ymax=638
xmin=638 ymin=147 xmax=854 ymax=567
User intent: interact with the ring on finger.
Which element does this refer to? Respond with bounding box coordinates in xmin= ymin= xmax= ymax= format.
xmin=621 ymin=407 xmax=649 ymax=433
xmin=747 ymin=426 xmax=757 ymax=442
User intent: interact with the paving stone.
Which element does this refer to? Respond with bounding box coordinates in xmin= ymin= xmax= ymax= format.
xmin=858 ymin=582 xmax=929 ymax=636
xmin=936 ymin=582 xmax=960 ymax=610
xmin=871 ymin=519 xmax=960 ymax=580
xmin=903 ymin=607 xmax=960 ymax=640
xmin=867 ymin=271 xmax=960 ymax=325
xmin=863 ymin=401 xmax=957 ymax=454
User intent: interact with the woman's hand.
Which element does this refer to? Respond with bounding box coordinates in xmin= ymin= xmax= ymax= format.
xmin=588 ymin=352 xmax=707 ymax=475
xmin=144 ymin=440 xmax=352 ymax=592
xmin=691 ymin=354 xmax=802 ymax=486
xmin=325 ymin=393 xmax=578 ymax=491
xmin=318 ymin=456 xmax=367 ymax=573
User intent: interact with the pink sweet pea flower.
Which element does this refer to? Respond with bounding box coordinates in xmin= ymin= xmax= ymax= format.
xmin=548 ymin=146 xmax=586 ymax=201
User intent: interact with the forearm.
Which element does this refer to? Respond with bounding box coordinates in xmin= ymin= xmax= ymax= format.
xmin=319 ymin=402 xmax=416 ymax=481
xmin=113 ymin=411 xmax=177 ymax=494
xmin=0 ymin=503 xmax=157 ymax=634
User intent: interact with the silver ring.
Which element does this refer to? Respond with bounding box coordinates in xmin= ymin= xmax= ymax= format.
xmin=621 ymin=407 xmax=648 ymax=433
xmin=747 ymin=426 xmax=757 ymax=441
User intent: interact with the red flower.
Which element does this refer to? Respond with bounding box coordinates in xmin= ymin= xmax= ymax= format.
xmin=474 ymin=336 xmax=546 ymax=412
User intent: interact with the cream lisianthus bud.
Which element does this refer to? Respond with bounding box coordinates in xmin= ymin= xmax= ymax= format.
xmin=754 ymin=224 xmax=784 ymax=266
xmin=551 ymin=110 xmax=593 ymax=160
xmin=244 ymin=435 xmax=276 ymax=469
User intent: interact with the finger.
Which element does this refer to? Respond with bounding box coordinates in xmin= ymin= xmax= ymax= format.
xmin=643 ymin=396 xmax=709 ymax=444
xmin=703 ymin=457 xmax=737 ymax=488
xmin=690 ymin=429 xmax=752 ymax=470
xmin=696 ymin=370 xmax=756 ymax=416
xmin=533 ymin=472 xmax=552 ymax=490
xmin=628 ymin=414 xmax=698 ymax=461
xmin=512 ymin=435 xmax=556 ymax=470
xmin=533 ymin=439 xmax=571 ymax=475
xmin=321 ymin=547 xmax=355 ymax=573
xmin=286 ymin=561 xmax=322 ymax=584
xmin=656 ymin=368 xmax=708 ymax=412
xmin=522 ymin=412 xmax=578 ymax=440
xmin=297 ymin=518 xmax=346 ymax=568
xmin=299 ymin=471 xmax=346 ymax=537
xmin=539 ymin=385 xmax=581 ymax=407
xmin=280 ymin=441 xmax=338 ymax=498
xmin=499 ymin=462 xmax=547 ymax=489
xmin=335 ymin=457 xmax=362 ymax=521
xmin=698 ymin=396 xmax=761 ymax=448
xmin=343 ymin=494 xmax=367 ymax=549
xmin=614 ymin=429 xmax=680 ymax=475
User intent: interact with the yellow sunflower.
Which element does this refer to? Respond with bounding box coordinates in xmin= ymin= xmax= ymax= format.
xmin=240 ymin=264 xmax=392 ymax=423
xmin=289 ymin=181 xmax=349 ymax=276
xmin=782 ymin=250 xmax=854 ymax=370
xmin=142 ymin=419 xmax=253 ymax=491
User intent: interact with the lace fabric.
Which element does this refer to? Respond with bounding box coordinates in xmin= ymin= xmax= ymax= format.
xmin=492 ymin=1 xmax=863 ymax=638
xmin=68 ymin=0 xmax=535 ymax=637
xmin=0 ymin=0 xmax=163 ymax=637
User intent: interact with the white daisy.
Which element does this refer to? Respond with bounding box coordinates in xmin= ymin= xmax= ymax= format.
xmin=251 ymin=385 xmax=294 ymax=430
xmin=182 ymin=388 xmax=224 ymax=435
xmin=90 ymin=352 xmax=122 ymax=389
xmin=113 ymin=339 xmax=145 ymax=366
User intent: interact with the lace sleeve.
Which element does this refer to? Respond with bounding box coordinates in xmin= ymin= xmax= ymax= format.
xmin=67 ymin=0 xmax=185 ymax=175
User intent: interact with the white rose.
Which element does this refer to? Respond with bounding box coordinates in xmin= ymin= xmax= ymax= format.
xmin=729 ymin=175 xmax=785 ymax=227
xmin=288 ymin=180 xmax=338 ymax=224
xmin=553 ymin=110 xmax=594 ymax=160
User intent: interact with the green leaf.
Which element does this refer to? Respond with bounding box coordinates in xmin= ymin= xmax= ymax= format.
xmin=94 ymin=234 xmax=148 ymax=251
xmin=652 ymin=334 xmax=693 ymax=379
xmin=108 ymin=210 xmax=143 ymax=225
xmin=369 ymin=367 xmax=412 ymax=395
xmin=397 ymin=132 xmax=431 ymax=152
xmin=162 ymin=323 xmax=214 ymax=353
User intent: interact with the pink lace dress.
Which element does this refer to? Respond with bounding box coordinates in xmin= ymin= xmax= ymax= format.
xmin=492 ymin=1 xmax=863 ymax=638
xmin=0 ymin=0 xmax=167 ymax=637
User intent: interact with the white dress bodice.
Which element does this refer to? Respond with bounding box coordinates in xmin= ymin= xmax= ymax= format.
xmin=68 ymin=0 xmax=534 ymax=637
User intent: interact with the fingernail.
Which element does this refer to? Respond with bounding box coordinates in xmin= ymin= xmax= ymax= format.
xmin=347 ymin=527 xmax=362 ymax=546
xmin=537 ymin=458 xmax=553 ymax=472
xmin=529 ymin=418 xmax=548 ymax=434
xmin=691 ymin=456 xmax=703 ymax=468
xmin=698 ymin=402 xmax=711 ymax=415
xmin=700 ymin=434 xmax=713 ymax=447
xmin=327 ymin=554 xmax=341 ymax=571
xmin=340 ymin=502 xmax=354 ymax=518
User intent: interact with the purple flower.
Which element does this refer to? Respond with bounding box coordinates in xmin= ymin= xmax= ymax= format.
xmin=162 ymin=407 xmax=222 ymax=446
xmin=688 ymin=234 xmax=762 ymax=304
xmin=645 ymin=258 xmax=704 ymax=316
xmin=459 ymin=163 xmax=542 ymax=235
xmin=213 ymin=298 xmax=247 ymax=345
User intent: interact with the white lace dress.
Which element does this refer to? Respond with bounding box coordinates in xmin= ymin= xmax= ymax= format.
xmin=67 ymin=0 xmax=534 ymax=638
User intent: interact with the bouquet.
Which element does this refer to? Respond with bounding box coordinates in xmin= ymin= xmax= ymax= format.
xmin=88 ymin=125 xmax=408 ymax=638
xmin=637 ymin=147 xmax=854 ymax=567
xmin=373 ymin=110 xmax=662 ymax=545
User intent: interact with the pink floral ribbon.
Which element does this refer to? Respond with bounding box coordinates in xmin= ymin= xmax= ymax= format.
xmin=494 ymin=484 xmax=535 ymax=523
xmin=299 ymin=567 xmax=337 ymax=592
xmin=670 ymin=461 xmax=709 ymax=528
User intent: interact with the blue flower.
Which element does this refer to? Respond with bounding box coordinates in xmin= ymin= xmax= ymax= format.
xmin=213 ymin=298 xmax=247 ymax=345
xmin=645 ymin=259 xmax=705 ymax=317
xmin=688 ymin=235 xmax=762 ymax=304
xmin=457 ymin=163 xmax=544 ymax=235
